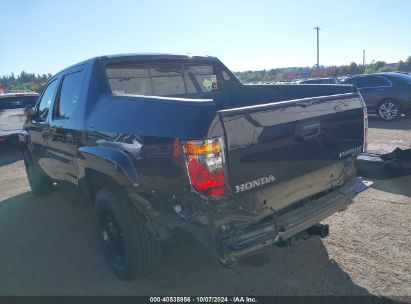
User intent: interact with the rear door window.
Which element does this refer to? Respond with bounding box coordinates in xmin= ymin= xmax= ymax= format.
xmin=54 ymin=70 xmax=85 ymax=120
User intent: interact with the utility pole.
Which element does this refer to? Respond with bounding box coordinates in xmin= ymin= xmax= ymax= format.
xmin=363 ymin=50 xmax=366 ymax=74
xmin=314 ymin=26 xmax=320 ymax=69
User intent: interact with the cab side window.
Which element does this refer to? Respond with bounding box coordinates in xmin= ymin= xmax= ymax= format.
xmin=55 ymin=71 xmax=85 ymax=119
xmin=37 ymin=80 xmax=59 ymax=121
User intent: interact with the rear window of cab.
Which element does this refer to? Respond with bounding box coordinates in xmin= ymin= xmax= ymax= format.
xmin=105 ymin=63 xmax=220 ymax=97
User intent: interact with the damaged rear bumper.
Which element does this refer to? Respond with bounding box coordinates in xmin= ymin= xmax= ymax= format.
xmin=219 ymin=177 xmax=372 ymax=260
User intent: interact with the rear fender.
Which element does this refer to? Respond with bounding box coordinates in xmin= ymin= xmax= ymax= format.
xmin=78 ymin=146 xmax=139 ymax=190
xmin=78 ymin=146 xmax=175 ymax=239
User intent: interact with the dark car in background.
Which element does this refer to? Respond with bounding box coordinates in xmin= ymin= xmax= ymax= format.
xmin=342 ymin=73 xmax=411 ymax=121
xmin=0 ymin=91 xmax=39 ymax=142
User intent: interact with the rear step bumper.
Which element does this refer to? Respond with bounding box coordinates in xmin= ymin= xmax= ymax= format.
xmin=220 ymin=177 xmax=372 ymax=260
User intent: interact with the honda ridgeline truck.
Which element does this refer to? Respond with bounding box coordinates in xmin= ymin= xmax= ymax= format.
xmin=19 ymin=54 xmax=370 ymax=280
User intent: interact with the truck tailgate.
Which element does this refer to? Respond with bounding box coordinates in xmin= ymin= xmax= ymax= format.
xmin=219 ymin=92 xmax=365 ymax=198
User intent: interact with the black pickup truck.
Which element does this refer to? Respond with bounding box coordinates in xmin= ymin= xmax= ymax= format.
xmin=20 ymin=54 xmax=370 ymax=280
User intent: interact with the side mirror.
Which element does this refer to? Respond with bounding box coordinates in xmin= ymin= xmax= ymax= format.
xmin=24 ymin=105 xmax=36 ymax=119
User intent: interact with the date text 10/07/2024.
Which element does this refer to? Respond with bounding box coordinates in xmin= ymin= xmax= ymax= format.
xmin=149 ymin=297 xmax=258 ymax=303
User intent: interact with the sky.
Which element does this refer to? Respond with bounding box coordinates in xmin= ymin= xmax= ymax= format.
xmin=1 ymin=0 xmax=411 ymax=76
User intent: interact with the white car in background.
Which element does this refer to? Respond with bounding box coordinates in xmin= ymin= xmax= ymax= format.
xmin=0 ymin=91 xmax=39 ymax=142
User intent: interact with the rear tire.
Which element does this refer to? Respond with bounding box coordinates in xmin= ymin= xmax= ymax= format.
xmin=23 ymin=149 xmax=54 ymax=195
xmin=377 ymin=99 xmax=401 ymax=121
xmin=95 ymin=186 xmax=161 ymax=281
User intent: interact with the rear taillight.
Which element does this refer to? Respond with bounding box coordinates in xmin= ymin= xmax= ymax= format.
xmin=363 ymin=107 xmax=368 ymax=153
xmin=183 ymin=138 xmax=228 ymax=199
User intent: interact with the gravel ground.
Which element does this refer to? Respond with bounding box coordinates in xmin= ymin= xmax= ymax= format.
xmin=0 ymin=116 xmax=409 ymax=298
xmin=367 ymin=116 xmax=411 ymax=153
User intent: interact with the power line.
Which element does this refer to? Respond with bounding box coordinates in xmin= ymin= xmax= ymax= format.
xmin=319 ymin=0 xmax=409 ymax=28
xmin=322 ymin=14 xmax=411 ymax=42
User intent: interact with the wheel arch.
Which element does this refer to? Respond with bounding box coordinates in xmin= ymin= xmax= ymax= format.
xmin=78 ymin=146 xmax=139 ymax=202
xmin=78 ymin=146 xmax=173 ymax=240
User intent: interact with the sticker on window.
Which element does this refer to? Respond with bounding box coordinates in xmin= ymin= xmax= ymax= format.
xmin=202 ymin=79 xmax=213 ymax=91
xmin=202 ymin=75 xmax=218 ymax=92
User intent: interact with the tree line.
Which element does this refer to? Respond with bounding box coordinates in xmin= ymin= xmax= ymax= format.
xmin=234 ymin=56 xmax=411 ymax=83
xmin=1 ymin=56 xmax=410 ymax=92
xmin=0 ymin=71 xmax=52 ymax=93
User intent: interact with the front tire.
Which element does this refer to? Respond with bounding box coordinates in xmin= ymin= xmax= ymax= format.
xmin=23 ymin=149 xmax=54 ymax=195
xmin=95 ymin=187 xmax=161 ymax=280
xmin=377 ymin=99 xmax=401 ymax=121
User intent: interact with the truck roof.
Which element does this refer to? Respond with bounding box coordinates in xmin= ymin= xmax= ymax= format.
xmin=103 ymin=53 xmax=218 ymax=61
xmin=54 ymin=53 xmax=220 ymax=77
